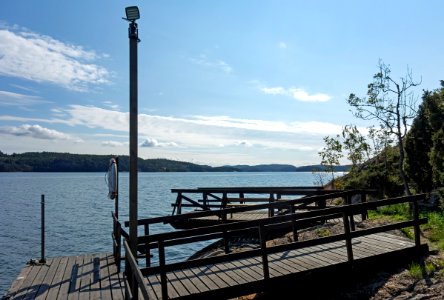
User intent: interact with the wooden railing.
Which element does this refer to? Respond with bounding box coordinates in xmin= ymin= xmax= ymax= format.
xmin=123 ymin=194 xmax=427 ymax=299
xmin=123 ymin=240 xmax=152 ymax=300
xmin=124 ymin=189 xmax=375 ymax=270
xmin=171 ymin=186 xmax=328 ymax=215
xmin=112 ymin=212 xmax=129 ymax=272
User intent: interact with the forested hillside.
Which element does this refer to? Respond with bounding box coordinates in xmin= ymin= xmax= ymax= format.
xmin=0 ymin=151 xmax=348 ymax=172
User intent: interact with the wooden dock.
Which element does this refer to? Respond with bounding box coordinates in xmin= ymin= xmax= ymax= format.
xmin=167 ymin=188 xmax=374 ymax=229
xmin=4 ymin=192 xmax=430 ymax=300
xmin=143 ymin=232 xmax=426 ymax=299
xmin=121 ymin=194 xmax=429 ymax=299
xmin=3 ymin=253 xmax=125 ymax=300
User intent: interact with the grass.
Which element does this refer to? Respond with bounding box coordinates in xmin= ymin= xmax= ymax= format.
xmin=368 ymin=203 xmax=444 ymax=251
xmin=315 ymin=228 xmax=331 ymax=237
xmin=422 ymin=211 xmax=444 ymax=250
xmin=368 ymin=203 xmax=410 ymax=221
xmin=408 ymin=261 xmax=435 ymax=279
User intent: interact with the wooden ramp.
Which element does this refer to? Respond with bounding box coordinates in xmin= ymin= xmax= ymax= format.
xmin=3 ymin=253 xmax=125 ymax=300
xmin=143 ymin=233 xmax=427 ymax=299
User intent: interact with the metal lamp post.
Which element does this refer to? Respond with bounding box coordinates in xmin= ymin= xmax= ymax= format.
xmin=124 ymin=6 xmax=140 ymax=258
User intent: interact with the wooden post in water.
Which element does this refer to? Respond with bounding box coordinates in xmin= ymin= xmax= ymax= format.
xmin=40 ymin=194 xmax=46 ymax=264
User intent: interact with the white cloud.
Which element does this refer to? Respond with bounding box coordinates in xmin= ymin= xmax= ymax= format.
xmin=0 ymin=28 xmax=110 ymax=91
xmin=260 ymin=87 xmax=287 ymax=95
xmin=140 ymin=137 xmax=178 ymax=148
xmin=0 ymin=124 xmax=82 ymax=141
xmin=260 ymin=86 xmax=331 ymax=102
xmin=190 ymin=54 xmax=232 ymax=73
xmin=140 ymin=138 xmax=159 ymax=147
xmin=0 ymin=90 xmax=50 ymax=106
xmin=102 ymin=140 xmax=128 ymax=147
xmin=290 ymin=88 xmax=331 ymax=102
xmin=0 ymin=106 xmax=349 ymax=159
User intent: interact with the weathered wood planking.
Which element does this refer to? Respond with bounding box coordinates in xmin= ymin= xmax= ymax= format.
xmin=4 ymin=253 xmax=125 ymax=300
xmin=144 ymin=233 xmax=426 ymax=299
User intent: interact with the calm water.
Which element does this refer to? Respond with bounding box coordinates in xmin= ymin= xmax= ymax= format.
xmin=0 ymin=171 xmax=333 ymax=295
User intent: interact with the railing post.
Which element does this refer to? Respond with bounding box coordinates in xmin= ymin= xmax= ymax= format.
xmin=40 ymin=194 xmax=46 ymax=264
xmin=342 ymin=211 xmax=354 ymax=262
xmin=158 ymin=240 xmax=168 ymax=299
xmin=240 ymin=192 xmax=244 ymax=204
xmin=346 ymin=194 xmax=356 ymax=231
xmin=144 ymin=224 xmax=151 ymax=267
xmin=413 ymin=198 xmax=421 ymax=253
xmin=222 ymin=193 xmax=228 ymax=222
xmin=177 ymin=192 xmax=182 ymax=215
xmin=258 ymin=224 xmax=270 ymax=280
xmin=116 ymin=219 xmax=121 ymax=272
xmin=268 ymin=193 xmax=275 ymax=217
xmin=361 ymin=192 xmax=367 ymax=220
xmin=223 ymin=230 xmax=230 ymax=254
xmin=290 ymin=204 xmax=298 ymax=241
xmin=203 ymin=192 xmax=208 ymax=208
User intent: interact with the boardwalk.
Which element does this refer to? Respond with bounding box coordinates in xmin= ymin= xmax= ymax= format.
xmin=4 ymin=253 xmax=125 ymax=300
xmin=5 ymin=193 xmax=429 ymax=299
xmin=144 ymin=232 xmax=426 ymax=299
xmin=5 ymin=233 xmax=427 ymax=300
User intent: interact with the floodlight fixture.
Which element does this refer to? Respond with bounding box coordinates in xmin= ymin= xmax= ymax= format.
xmin=125 ymin=6 xmax=140 ymax=22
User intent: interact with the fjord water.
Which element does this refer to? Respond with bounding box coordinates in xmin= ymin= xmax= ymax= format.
xmin=0 ymin=171 xmax=331 ymax=295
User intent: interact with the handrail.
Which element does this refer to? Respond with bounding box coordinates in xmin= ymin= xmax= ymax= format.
xmin=125 ymin=189 xmax=374 ymax=227
xmin=124 ymin=240 xmax=151 ymax=299
xmin=137 ymin=194 xmax=424 ymax=245
xmin=173 ymin=186 xmax=325 ymax=193
xmin=123 ymin=193 xmax=426 ymax=299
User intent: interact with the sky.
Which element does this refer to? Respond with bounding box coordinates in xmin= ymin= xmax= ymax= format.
xmin=0 ymin=1 xmax=443 ymax=167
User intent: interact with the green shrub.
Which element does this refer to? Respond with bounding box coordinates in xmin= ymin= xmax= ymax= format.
xmin=409 ymin=262 xmax=435 ymax=279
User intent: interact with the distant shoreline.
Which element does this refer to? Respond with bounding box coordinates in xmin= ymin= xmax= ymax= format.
xmin=0 ymin=151 xmax=350 ymax=173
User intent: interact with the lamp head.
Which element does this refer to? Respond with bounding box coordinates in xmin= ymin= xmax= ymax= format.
xmin=125 ymin=6 xmax=140 ymax=22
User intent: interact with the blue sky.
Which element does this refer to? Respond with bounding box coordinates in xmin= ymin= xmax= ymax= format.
xmin=0 ymin=1 xmax=443 ymax=166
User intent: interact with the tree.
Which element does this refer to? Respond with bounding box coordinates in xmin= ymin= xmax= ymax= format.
xmin=318 ymin=135 xmax=343 ymax=188
xmin=347 ymin=60 xmax=421 ymax=195
xmin=341 ymin=125 xmax=370 ymax=171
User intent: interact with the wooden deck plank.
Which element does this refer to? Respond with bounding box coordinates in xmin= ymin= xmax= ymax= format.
xmin=34 ymin=257 xmax=63 ymax=300
xmin=98 ymin=253 xmax=113 ymax=300
xmin=89 ymin=256 xmax=102 ymax=300
xmin=5 ymin=262 xmax=33 ymax=298
xmin=106 ymin=254 xmax=125 ymax=300
xmin=78 ymin=254 xmax=92 ymax=300
xmin=224 ymin=261 xmax=259 ymax=282
xmin=166 ymin=272 xmax=187 ymax=298
xmin=236 ymin=257 xmax=266 ymax=279
xmin=146 ymin=275 xmax=161 ymax=300
xmin=44 ymin=256 xmax=69 ymax=300
xmin=202 ymin=264 xmax=239 ymax=288
xmin=187 ymin=266 xmax=221 ymax=290
xmin=229 ymin=259 xmax=262 ymax=281
xmin=21 ymin=261 xmax=50 ymax=300
xmin=11 ymin=261 xmax=43 ymax=299
xmin=195 ymin=265 xmax=231 ymax=289
xmin=67 ymin=255 xmax=83 ymax=300
xmin=171 ymin=270 xmax=201 ymax=295
xmin=212 ymin=262 xmax=251 ymax=285
xmin=181 ymin=268 xmax=210 ymax=293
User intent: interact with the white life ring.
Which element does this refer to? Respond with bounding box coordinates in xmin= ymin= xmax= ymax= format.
xmin=107 ymin=158 xmax=118 ymax=200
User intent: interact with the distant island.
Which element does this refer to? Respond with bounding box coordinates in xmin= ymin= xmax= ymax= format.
xmin=0 ymin=151 xmax=350 ymax=172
